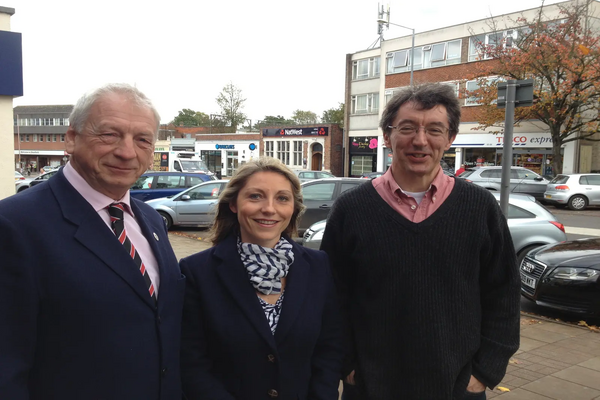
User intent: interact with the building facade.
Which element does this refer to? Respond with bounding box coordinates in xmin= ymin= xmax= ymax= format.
xmin=345 ymin=0 xmax=600 ymax=177
xmin=13 ymin=105 xmax=73 ymax=172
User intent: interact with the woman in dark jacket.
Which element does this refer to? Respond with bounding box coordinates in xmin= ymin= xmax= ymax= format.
xmin=180 ymin=157 xmax=343 ymax=400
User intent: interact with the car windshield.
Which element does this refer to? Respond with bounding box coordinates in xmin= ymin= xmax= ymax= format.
xmin=180 ymin=160 xmax=209 ymax=172
xmin=460 ymin=170 xmax=475 ymax=178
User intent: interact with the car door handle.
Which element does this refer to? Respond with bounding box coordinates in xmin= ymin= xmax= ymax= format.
xmin=319 ymin=204 xmax=331 ymax=209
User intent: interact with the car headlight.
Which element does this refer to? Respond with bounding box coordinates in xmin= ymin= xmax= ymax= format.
xmin=306 ymin=230 xmax=324 ymax=242
xmin=548 ymin=267 xmax=600 ymax=282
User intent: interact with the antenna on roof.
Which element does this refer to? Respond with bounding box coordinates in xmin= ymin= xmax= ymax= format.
xmin=369 ymin=3 xmax=390 ymax=49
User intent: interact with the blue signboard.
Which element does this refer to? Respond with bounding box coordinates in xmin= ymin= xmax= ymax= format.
xmin=0 ymin=30 xmax=23 ymax=96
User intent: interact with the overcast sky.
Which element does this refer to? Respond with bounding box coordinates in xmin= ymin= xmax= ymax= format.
xmin=6 ymin=0 xmax=566 ymax=124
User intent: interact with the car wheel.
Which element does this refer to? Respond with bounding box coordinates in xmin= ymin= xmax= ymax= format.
xmin=517 ymin=245 xmax=540 ymax=268
xmin=567 ymin=195 xmax=587 ymax=211
xmin=158 ymin=211 xmax=173 ymax=230
xmin=17 ymin=186 xmax=28 ymax=193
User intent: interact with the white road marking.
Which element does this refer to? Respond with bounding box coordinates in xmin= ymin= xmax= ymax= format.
xmin=564 ymin=226 xmax=600 ymax=237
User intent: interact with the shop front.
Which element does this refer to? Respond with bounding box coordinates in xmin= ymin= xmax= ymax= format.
xmin=196 ymin=141 xmax=259 ymax=178
xmin=14 ymin=150 xmax=68 ymax=173
xmin=349 ymin=136 xmax=378 ymax=176
xmin=451 ymin=132 xmax=566 ymax=177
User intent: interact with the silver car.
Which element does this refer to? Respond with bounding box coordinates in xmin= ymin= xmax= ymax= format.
xmin=145 ymin=180 xmax=228 ymax=229
xmin=292 ymin=169 xmax=336 ymax=183
xmin=544 ymin=173 xmax=600 ymax=210
xmin=303 ymin=193 xmax=567 ymax=266
xmin=459 ymin=166 xmax=549 ymax=200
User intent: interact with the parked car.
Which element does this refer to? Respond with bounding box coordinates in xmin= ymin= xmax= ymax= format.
xmin=14 ymin=171 xmax=25 ymax=182
xmin=15 ymin=169 xmax=60 ymax=193
xmin=130 ymin=171 xmax=214 ymax=201
xmin=520 ymin=237 xmax=600 ymax=317
xmin=41 ymin=165 xmax=57 ymax=174
xmin=303 ymin=193 xmax=567 ymax=267
xmin=291 ymin=169 xmax=336 ymax=183
xmin=360 ymin=172 xmax=385 ymax=179
xmin=544 ymin=173 xmax=600 ymax=211
xmin=298 ymin=178 xmax=367 ymax=237
xmin=145 ymin=180 xmax=228 ymax=229
xmin=459 ymin=166 xmax=549 ymax=200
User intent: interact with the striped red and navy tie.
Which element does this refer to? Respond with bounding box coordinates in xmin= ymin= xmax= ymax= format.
xmin=108 ymin=203 xmax=157 ymax=302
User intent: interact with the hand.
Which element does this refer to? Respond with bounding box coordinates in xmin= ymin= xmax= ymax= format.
xmin=344 ymin=370 xmax=356 ymax=385
xmin=466 ymin=375 xmax=485 ymax=392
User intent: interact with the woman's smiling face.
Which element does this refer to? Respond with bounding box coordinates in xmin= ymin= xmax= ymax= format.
xmin=230 ymin=171 xmax=295 ymax=248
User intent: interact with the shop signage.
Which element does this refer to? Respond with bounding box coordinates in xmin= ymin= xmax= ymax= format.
xmin=215 ymin=144 xmax=235 ymax=149
xmin=451 ymin=133 xmax=557 ymax=148
xmin=14 ymin=150 xmax=65 ymax=155
xmin=262 ymin=127 xmax=328 ymax=137
xmin=350 ymin=137 xmax=378 ymax=153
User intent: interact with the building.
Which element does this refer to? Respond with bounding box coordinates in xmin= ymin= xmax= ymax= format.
xmin=1 ymin=5 xmax=22 ymax=199
xmin=13 ymin=105 xmax=73 ymax=172
xmin=345 ymin=0 xmax=600 ymax=177
xmin=170 ymin=123 xmax=343 ymax=178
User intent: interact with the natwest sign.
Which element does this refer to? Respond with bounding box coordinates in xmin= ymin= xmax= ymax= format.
xmin=262 ymin=127 xmax=328 ymax=137
xmin=452 ymin=132 xmax=557 ymax=148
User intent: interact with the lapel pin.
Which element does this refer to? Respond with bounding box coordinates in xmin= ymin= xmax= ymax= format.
xmin=153 ymin=232 xmax=159 ymax=241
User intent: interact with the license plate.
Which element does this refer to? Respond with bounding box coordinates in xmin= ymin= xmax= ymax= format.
xmin=545 ymin=194 xmax=551 ymax=199
xmin=521 ymin=272 xmax=537 ymax=289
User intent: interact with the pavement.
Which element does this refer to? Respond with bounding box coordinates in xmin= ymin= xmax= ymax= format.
xmin=167 ymin=233 xmax=600 ymax=400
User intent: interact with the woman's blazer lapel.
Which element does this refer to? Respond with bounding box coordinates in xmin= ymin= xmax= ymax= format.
xmin=214 ymin=235 xmax=277 ymax=350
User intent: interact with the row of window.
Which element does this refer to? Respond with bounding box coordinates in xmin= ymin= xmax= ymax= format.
xmin=19 ymin=134 xmax=65 ymax=143
xmin=352 ymin=28 xmax=523 ymax=80
xmin=15 ymin=118 xmax=70 ymax=126
xmin=264 ymin=140 xmax=304 ymax=167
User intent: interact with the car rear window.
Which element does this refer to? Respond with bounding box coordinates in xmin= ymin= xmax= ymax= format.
xmin=550 ymin=175 xmax=569 ymax=184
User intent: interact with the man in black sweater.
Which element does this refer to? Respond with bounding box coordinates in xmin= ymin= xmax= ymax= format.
xmin=321 ymin=83 xmax=520 ymax=400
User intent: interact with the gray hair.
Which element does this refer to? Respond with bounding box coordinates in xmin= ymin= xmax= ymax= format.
xmin=209 ymin=157 xmax=306 ymax=246
xmin=69 ymin=83 xmax=160 ymax=138
xmin=380 ymin=83 xmax=461 ymax=139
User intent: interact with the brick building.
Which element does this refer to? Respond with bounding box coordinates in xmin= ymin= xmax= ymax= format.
xmin=345 ymin=0 xmax=600 ymax=177
xmin=171 ymin=123 xmax=343 ymax=178
xmin=13 ymin=105 xmax=72 ymax=172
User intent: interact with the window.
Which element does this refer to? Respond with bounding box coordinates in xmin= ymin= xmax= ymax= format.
xmin=465 ymin=77 xmax=502 ymax=106
xmin=516 ymin=169 xmax=540 ymax=180
xmin=20 ymin=135 xmax=24 ymax=142
xmin=350 ymin=155 xmax=373 ymax=176
xmin=60 ymin=135 xmax=65 ymax=142
xmin=25 ymin=135 xmax=30 ymax=142
xmin=131 ymin=175 xmax=154 ymax=190
xmin=265 ymin=141 xmax=274 ymax=158
xmin=293 ymin=141 xmax=302 ymax=166
xmin=506 ymin=204 xmax=535 ymax=219
xmin=469 ymin=30 xmax=520 ymax=61
xmin=302 ymin=182 xmax=335 ymax=201
xmin=187 ymin=183 xmax=222 ymax=200
xmin=581 ymin=175 xmax=600 ymax=185
xmin=386 ymin=39 xmax=461 ymax=74
xmin=53 ymin=135 xmax=57 ymax=142
xmin=265 ymin=140 xmax=303 ymax=167
xmin=351 ymin=93 xmax=379 ymax=114
xmin=33 ymin=134 xmax=38 ymax=142
xmin=352 ymin=57 xmax=380 ymax=80
xmin=188 ymin=176 xmax=206 ymax=187
xmin=156 ymin=175 xmax=185 ymax=189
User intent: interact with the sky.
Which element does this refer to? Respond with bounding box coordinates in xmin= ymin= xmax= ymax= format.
xmin=6 ymin=0 xmax=567 ymax=125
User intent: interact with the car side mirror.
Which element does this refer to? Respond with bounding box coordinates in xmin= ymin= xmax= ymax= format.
xmin=180 ymin=195 xmax=191 ymax=201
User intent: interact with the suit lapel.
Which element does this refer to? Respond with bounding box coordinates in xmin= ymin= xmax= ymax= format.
xmin=49 ymin=170 xmax=156 ymax=309
xmin=274 ymin=240 xmax=310 ymax=345
xmin=215 ymin=235 xmax=277 ymax=350
xmin=130 ymin=200 xmax=174 ymax=309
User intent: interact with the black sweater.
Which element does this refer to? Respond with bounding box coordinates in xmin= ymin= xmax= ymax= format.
xmin=320 ymin=178 xmax=520 ymax=400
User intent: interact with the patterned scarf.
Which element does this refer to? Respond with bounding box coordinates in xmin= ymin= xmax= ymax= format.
xmin=237 ymin=236 xmax=295 ymax=295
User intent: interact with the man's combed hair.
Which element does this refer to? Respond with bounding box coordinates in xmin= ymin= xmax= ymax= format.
xmin=209 ymin=157 xmax=306 ymax=246
xmin=69 ymin=83 xmax=161 ymax=138
xmin=380 ymin=83 xmax=461 ymax=138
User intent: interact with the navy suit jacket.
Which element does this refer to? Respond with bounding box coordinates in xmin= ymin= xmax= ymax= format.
xmin=180 ymin=233 xmax=343 ymax=400
xmin=0 ymin=169 xmax=185 ymax=400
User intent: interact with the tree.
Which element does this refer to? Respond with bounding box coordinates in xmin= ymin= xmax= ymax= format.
xmin=171 ymin=109 xmax=210 ymax=127
xmin=254 ymin=115 xmax=294 ymax=129
xmin=291 ymin=110 xmax=319 ymax=125
xmin=216 ymin=82 xmax=247 ymax=130
xmin=321 ymin=103 xmax=345 ymax=129
xmin=466 ymin=0 xmax=600 ymax=175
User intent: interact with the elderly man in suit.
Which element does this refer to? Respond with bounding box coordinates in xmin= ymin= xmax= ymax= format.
xmin=0 ymin=83 xmax=185 ymax=400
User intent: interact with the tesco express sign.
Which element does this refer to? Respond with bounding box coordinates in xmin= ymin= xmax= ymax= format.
xmin=452 ymin=133 xmax=554 ymax=148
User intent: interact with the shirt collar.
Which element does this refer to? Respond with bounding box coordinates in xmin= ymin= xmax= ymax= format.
xmin=382 ymin=167 xmax=445 ymax=201
xmin=62 ymin=162 xmax=134 ymax=216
